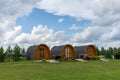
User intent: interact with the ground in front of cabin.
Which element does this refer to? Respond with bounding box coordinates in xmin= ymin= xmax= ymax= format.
xmin=0 ymin=60 xmax=120 ymax=80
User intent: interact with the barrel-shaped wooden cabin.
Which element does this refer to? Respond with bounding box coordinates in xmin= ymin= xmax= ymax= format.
xmin=51 ymin=44 xmax=76 ymax=59
xmin=26 ymin=44 xmax=51 ymax=60
xmin=74 ymin=45 xmax=97 ymax=58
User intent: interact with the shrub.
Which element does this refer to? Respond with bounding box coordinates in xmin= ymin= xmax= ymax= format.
xmin=0 ymin=54 xmax=5 ymax=62
xmin=114 ymin=49 xmax=120 ymax=59
xmin=82 ymin=53 xmax=90 ymax=60
xmin=114 ymin=55 xmax=120 ymax=59
xmin=12 ymin=54 xmax=21 ymax=61
xmin=42 ymin=59 xmax=46 ymax=62
xmin=90 ymin=56 xmax=99 ymax=60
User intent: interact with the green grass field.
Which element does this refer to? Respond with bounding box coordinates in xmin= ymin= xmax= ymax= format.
xmin=0 ymin=60 xmax=120 ymax=80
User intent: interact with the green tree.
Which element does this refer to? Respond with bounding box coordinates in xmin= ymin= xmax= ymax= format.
xmin=5 ymin=46 xmax=13 ymax=61
xmin=100 ymin=47 xmax=106 ymax=56
xmin=0 ymin=47 xmax=5 ymax=62
xmin=96 ymin=46 xmax=100 ymax=55
xmin=20 ymin=48 xmax=26 ymax=60
xmin=113 ymin=47 xmax=117 ymax=54
xmin=114 ymin=47 xmax=120 ymax=59
xmin=21 ymin=48 xmax=25 ymax=55
xmin=12 ymin=44 xmax=21 ymax=61
xmin=105 ymin=47 xmax=113 ymax=58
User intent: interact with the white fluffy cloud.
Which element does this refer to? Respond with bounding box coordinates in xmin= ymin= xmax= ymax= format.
xmin=14 ymin=25 xmax=53 ymax=45
xmin=1 ymin=0 xmax=120 ymax=49
xmin=31 ymin=25 xmax=53 ymax=43
xmin=37 ymin=0 xmax=95 ymax=20
xmin=4 ymin=26 xmax=22 ymax=40
xmin=70 ymin=24 xmax=82 ymax=30
xmin=58 ymin=18 xmax=64 ymax=23
xmin=14 ymin=25 xmax=70 ymax=48
xmin=37 ymin=0 xmax=120 ymax=25
xmin=0 ymin=0 xmax=39 ymax=47
xmin=36 ymin=0 xmax=120 ymax=48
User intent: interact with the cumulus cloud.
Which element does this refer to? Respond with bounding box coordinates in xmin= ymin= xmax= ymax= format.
xmin=0 ymin=25 xmax=22 ymax=47
xmin=14 ymin=25 xmax=53 ymax=45
xmin=31 ymin=25 xmax=53 ymax=43
xmin=51 ymin=31 xmax=70 ymax=44
xmin=0 ymin=0 xmax=39 ymax=47
xmin=100 ymin=22 xmax=120 ymax=41
xmin=36 ymin=0 xmax=120 ymax=48
xmin=37 ymin=0 xmax=95 ymax=20
xmin=14 ymin=33 xmax=31 ymax=44
xmin=70 ymin=24 xmax=82 ymax=30
xmin=1 ymin=0 xmax=120 ymax=49
xmin=3 ymin=26 xmax=22 ymax=40
xmin=58 ymin=18 xmax=64 ymax=23
xmin=14 ymin=25 xmax=70 ymax=48
xmin=92 ymin=0 xmax=120 ymax=26
xmin=37 ymin=0 xmax=120 ymax=25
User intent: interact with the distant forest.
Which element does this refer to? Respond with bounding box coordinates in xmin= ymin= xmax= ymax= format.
xmin=0 ymin=44 xmax=25 ymax=62
xmin=96 ymin=46 xmax=120 ymax=58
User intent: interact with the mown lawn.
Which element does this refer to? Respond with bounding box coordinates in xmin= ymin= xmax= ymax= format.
xmin=0 ymin=60 xmax=120 ymax=80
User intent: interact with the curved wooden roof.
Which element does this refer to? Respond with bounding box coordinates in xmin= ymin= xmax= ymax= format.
xmin=25 ymin=44 xmax=50 ymax=60
xmin=26 ymin=45 xmax=38 ymax=60
xmin=51 ymin=44 xmax=76 ymax=59
xmin=51 ymin=44 xmax=73 ymax=55
xmin=74 ymin=45 xmax=97 ymax=58
xmin=51 ymin=45 xmax=65 ymax=55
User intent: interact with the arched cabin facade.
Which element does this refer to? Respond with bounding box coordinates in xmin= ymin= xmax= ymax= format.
xmin=51 ymin=44 xmax=76 ymax=60
xmin=74 ymin=45 xmax=97 ymax=58
xmin=26 ymin=44 xmax=51 ymax=60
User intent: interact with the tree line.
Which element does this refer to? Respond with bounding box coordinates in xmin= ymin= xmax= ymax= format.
xmin=96 ymin=47 xmax=120 ymax=59
xmin=1 ymin=44 xmax=120 ymax=62
xmin=0 ymin=44 xmax=25 ymax=62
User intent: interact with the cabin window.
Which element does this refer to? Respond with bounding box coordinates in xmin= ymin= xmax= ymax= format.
xmin=65 ymin=48 xmax=70 ymax=59
xmin=40 ymin=48 xmax=44 ymax=59
xmin=87 ymin=47 xmax=93 ymax=56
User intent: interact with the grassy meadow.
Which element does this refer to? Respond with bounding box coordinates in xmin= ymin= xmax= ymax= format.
xmin=0 ymin=60 xmax=120 ymax=80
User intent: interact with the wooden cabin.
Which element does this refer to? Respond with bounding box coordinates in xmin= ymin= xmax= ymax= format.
xmin=74 ymin=45 xmax=97 ymax=58
xmin=51 ymin=44 xmax=76 ymax=60
xmin=26 ymin=44 xmax=51 ymax=60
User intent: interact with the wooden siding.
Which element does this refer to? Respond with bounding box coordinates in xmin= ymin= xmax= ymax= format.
xmin=51 ymin=44 xmax=76 ymax=59
xmin=26 ymin=44 xmax=51 ymax=60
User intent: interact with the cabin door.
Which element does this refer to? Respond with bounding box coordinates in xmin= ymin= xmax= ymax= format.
xmin=40 ymin=48 xmax=44 ymax=59
xmin=65 ymin=48 xmax=70 ymax=59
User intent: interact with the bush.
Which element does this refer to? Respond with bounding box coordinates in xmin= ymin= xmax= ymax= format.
xmin=0 ymin=54 xmax=5 ymax=62
xmin=105 ymin=53 xmax=112 ymax=58
xmin=114 ymin=49 xmax=120 ymax=59
xmin=114 ymin=54 xmax=120 ymax=59
xmin=89 ymin=56 xmax=99 ymax=60
xmin=11 ymin=54 xmax=21 ymax=61
xmin=82 ymin=54 xmax=90 ymax=60
xmin=42 ymin=59 xmax=46 ymax=62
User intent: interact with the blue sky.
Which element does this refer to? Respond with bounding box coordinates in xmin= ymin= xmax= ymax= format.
xmin=1 ymin=0 xmax=120 ymax=49
xmin=16 ymin=8 xmax=91 ymax=35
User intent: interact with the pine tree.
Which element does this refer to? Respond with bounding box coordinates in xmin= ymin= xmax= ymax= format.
xmin=12 ymin=44 xmax=21 ymax=61
xmin=105 ymin=47 xmax=113 ymax=58
xmin=5 ymin=46 xmax=13 ymax=61
xmin=0 ymin=47 xmax=5 ymax=62
xmin=20 ymin=48 xmax=26 ymax=60
xmin=96 ymin=46 xmax=100 ymax=55
xmin=101 ymin=47 xmax=106 ymax=56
